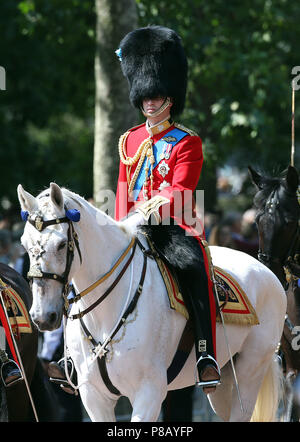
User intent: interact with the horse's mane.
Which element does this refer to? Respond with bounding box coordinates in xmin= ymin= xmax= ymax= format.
xmin=35 ymin=186 xmax=118 ymax=230
xmin=60 ymin=187 xmax=114 ymax=224
xmin=61 ymin=188 xmax=86 ymax=209
xmin=255 ymin=168 xmax=289 ymax=190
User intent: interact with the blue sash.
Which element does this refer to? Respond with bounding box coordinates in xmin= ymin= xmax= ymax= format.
xmin=133 ymin=127 xmax=188 ymax=200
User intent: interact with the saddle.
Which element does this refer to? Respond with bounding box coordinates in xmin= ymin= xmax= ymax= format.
xmin=138 ymin=224 xmax=207 ymax=294
xmin=137 ymin=224 xmax=259 ymax=383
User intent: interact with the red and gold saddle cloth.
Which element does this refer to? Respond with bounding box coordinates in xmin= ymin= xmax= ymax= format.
xmin=157 ymin=258 xmax=259 ymax=326
xmin=0 ymin=278 xmax=32 ymax=336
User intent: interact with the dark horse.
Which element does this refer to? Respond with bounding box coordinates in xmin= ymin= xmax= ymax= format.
xmin=0 ymin=262 xmax=58 ymax=421
xmin=249 ymin=165 xmax=300 ymax=421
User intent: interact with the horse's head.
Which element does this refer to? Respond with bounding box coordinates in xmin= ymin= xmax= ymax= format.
xmin=17 ymin=183 xmax=82 ymax=331
xmin=249 ymin=165 xmax=300 ymax=285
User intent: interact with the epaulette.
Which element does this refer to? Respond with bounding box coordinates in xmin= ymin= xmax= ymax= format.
xmin=119 ymin=122 xmax=146 ymax=140
xmin=127 ymin=122 xmax=146 ymax=132
xmin=174 ymin=122 xmax=199 ymax=137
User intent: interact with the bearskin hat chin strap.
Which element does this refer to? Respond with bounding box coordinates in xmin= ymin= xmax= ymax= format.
xmin=141 ymin=97 xmax=172 ymax=118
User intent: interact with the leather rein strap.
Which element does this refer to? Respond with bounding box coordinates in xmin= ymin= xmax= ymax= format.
xmin=79 ymin=239 xmax=149 ymax=396
xmin=67 ymin=237 xmax=136 ymax=319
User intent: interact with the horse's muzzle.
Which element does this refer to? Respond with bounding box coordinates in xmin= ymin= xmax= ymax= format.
xmin=30 ymin=309 xmax=62 ymax=331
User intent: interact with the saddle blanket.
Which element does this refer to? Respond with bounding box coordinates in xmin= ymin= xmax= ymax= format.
xmin=156 ymin=258 xmax=259 ymax=326
xmin=0 ymin=278 xmax=32 ymax=336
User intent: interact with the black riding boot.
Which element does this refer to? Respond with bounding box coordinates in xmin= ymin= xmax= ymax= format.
xmin=176 ymin=254 xmax=220 ymax=394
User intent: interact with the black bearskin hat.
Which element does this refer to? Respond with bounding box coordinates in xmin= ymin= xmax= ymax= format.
xmin=117 ymin=26 xmax=188 ymax=117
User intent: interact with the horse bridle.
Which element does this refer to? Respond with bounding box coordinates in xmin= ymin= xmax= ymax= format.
xmin=24 ymin=210 xmax=82 ymax=311
xmin=23 ymin=209 xmax=154 ymax=320
xmin=256 ymin=188 xmax=300 ymax=354
xmin=257 ymin=188 xmax=300 ymax=276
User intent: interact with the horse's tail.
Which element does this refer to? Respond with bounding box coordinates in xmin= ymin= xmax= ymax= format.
xmin=250 ymin=354 xmax=284 ymax=422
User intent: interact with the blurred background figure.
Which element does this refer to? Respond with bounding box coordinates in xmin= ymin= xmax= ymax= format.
xmin=0 ymin=229 xmax=12 ymax=265
xmin=208 ymin=221 xmax=236 ymax=248
xmin=208 ymin=209 xmax=258 ymax=258
xmin=40 ymin=323 xmax=83 ymax=422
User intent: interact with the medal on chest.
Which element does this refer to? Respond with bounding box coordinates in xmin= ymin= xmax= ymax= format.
xmin=160 ymin=142 xmax=173 ymax=160
xmin=157 ymin=160 xmax=170 ymax=178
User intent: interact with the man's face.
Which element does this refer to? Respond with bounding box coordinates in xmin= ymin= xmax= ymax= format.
xmin=142 ymin=97 xmax=165 ymax=114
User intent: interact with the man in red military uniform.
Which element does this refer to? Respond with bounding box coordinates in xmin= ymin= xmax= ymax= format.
xmin=115 ymin=26 xmax=220 ymax=393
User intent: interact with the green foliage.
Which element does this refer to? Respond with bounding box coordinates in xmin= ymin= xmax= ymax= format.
xmin=1 ymin=0 xmax=300 ymax=217
xmin=137 ymin=0 xmax=300 ymax=171
xmin=0 ymin=0 xmax=95 ymax=212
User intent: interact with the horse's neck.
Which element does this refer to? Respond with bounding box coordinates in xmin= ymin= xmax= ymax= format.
xmin=70 ymin=204 xmax=133 ymax=330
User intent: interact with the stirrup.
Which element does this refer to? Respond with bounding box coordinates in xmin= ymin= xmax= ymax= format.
xmin=1 ymin=360 xmax=23 ymax=387
xmin=48 ymin=358 xmax=77 ymax=395
xmin=195 ymin=354 xmax=221 ymax=388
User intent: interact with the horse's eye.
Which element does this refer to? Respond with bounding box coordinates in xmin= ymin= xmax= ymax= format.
xmin=57 ymin=241 xmax=67 ymax=251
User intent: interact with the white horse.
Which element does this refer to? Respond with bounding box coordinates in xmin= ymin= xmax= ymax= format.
xmin=17 ymin=182 xmax=286 ymax=422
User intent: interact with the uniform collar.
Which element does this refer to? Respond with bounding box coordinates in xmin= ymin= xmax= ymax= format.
xmin=146 ymin=117 xmax=173 ymax=136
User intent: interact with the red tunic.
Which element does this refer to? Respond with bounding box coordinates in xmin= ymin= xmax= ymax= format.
xmin=115 ymin=121 xmax=216 ymax=356
xmin=115 ymin=122 xmax=203 ymax=229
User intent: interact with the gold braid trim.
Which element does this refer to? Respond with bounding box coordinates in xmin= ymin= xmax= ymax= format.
xmin=174 ymin=122 xmax=199 ymax=137
xmin=118 ymin=130 xmax=154 ymax=197
xmin=136 ymin=195 xmax=170 ymax=222
xmin=118 ymin=131 xmax=151 ymax=166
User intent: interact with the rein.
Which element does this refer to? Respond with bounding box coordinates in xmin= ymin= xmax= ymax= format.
xmin=24 ymin=210 xmax=139 ymax=320
xmin=68 ymin=238 xmax=137 ymax=320
xmin=78 ymin=241 xmax=150 ymax=396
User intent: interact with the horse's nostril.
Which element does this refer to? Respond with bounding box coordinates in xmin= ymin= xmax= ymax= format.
xmin=48 ymin=312 xmax=57 ymax=325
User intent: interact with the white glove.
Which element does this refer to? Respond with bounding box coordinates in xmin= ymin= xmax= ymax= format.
xmin=120 ymin=212 xmax=146 ymax=235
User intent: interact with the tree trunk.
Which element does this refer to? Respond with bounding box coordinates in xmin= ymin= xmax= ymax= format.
xmin=93 ymin=0 xmax=138 ymax=210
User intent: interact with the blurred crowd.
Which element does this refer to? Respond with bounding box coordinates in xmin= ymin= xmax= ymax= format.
xmin=204 ymin=207 xmax=259 ymax=259
xmin=0 ymin=206 xmax=260 ymax=279
xmin=0 ymin=213 xmax=29 ymax=277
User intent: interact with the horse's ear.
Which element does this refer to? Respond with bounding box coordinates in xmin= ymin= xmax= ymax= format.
xmin=248 ymin=166 xmax=263 ymax=189
xmin=50 ymin=182 xmax=64 ymax=210
xmin=17 ymin=185 xmax=38 ymax=213
xmin=286 ymin=165 xmax=299 ymax=193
